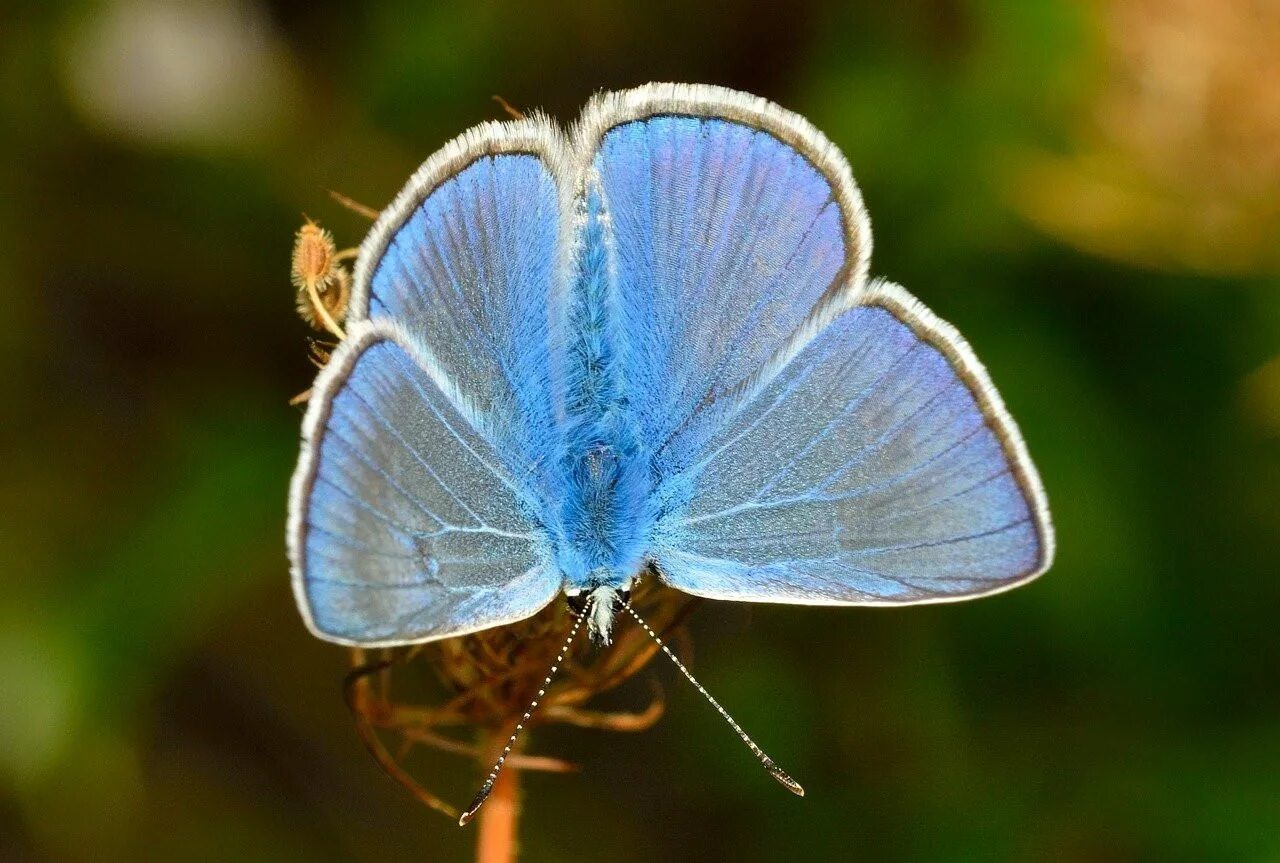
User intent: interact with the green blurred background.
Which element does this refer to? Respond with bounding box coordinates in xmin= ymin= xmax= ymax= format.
xmin=3 ymin=0 xmax=1278 ymax=860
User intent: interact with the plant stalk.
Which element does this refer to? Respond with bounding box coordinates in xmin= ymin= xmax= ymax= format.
xmin=475 ymin=761 xmax=520 ymax=863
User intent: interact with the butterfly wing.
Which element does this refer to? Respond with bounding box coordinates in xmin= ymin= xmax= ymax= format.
xmin=350 ymin=117 xmax=569 ymax=484
xmin=573 ymin=84 xmax=872 ymax=474
xmin=577 ymin=85 xmax=1051 ymax=604
xmin=289 ymin=119 xmax=569 ymax=645
xmin=289 ymin=323 xmax=559 ymax=646
xmin=654 ymin=281 xmax=1053 ymax=604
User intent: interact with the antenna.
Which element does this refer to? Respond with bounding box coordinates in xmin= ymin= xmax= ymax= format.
xmin=458 ymin=606 xmax=586 ymax=826
xmin=620 ymin=600 xmax=805 ymax=797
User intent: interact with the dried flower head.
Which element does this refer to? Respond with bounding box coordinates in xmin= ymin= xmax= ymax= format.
xmin=345 ymin=574 xmax=699 ymax=822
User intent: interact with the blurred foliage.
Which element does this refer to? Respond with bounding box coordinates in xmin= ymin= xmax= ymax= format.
xmin=2 ymin=0 xmax=1278 ymax=860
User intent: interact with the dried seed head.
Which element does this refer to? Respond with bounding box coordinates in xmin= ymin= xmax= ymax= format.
xmin=345 ymin=577 xmax=699 ymax=819
xmin=423 ymin=578 xmax=693 ymax=728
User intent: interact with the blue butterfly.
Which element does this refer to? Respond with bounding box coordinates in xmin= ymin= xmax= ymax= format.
xmin=287 ymin=83 xmax=1054 ymax=821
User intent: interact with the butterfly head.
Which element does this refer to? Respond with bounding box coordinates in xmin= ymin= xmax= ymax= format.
xmin=565 ymin=581 xmax=633 ymax=645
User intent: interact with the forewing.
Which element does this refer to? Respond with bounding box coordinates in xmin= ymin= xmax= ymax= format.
xmin=653 ymin=282 xmax=1054 ymax=604
xmin=288 ymin=323 xmax=559 ymax=646
xmin=349 ymin=117 xmax=569 ymax=483
xmin=573 ymin=84 xmax=871 ymax=473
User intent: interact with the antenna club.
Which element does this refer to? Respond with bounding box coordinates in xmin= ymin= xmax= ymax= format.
xmin=763 ymin=759 xmax=806 ymax=796
xmin=458 ymin=781 xmax=494 ymax=826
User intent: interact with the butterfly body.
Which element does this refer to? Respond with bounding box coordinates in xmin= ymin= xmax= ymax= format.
xmin=288 ymin=84 xmax=1053 ymax=650
xmin=551 ymin=183 xmax=654 ymax=608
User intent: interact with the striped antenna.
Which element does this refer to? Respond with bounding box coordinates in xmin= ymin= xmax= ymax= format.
xmin=458 ymin=606 xmax=586 ymax=826
xmin=620 ymin=600 xmax=805 ymax=797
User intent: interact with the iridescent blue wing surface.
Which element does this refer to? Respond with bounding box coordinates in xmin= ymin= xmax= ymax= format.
xmin=575 ymin=84 xmax=1051 ymax=604
xmin=288 ymin=323 xmax=559 ymax=646
xmin=653 ymin=281 xmax=1054 ymax=603
xmin=572 ymin=85 xmax=872 ymax=476
xmin=290 ymin=119 xmax=570 ymax=645
xmin=348 ymin=117 xmax=569 ymax=486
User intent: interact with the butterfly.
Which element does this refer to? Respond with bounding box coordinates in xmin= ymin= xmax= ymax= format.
xmin=287 ymin=83 xmax=1054 ymax=822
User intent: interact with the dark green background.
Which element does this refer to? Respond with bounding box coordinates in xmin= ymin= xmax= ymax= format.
xmin=3 ymin=1 xmax=1278 ymax=860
